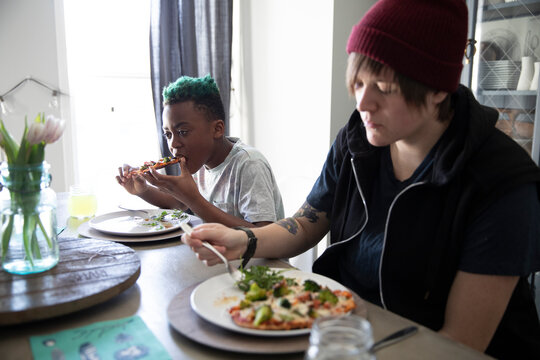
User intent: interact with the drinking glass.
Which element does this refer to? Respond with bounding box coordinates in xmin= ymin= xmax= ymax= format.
xmin=68 ymin=185 xmax=97 ymax=218
xmin=305 ymin=314 xmax=375 ymax=360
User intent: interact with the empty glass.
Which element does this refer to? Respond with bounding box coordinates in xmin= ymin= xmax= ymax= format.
xmin=305 ymin=314 xmax=375 ymax=360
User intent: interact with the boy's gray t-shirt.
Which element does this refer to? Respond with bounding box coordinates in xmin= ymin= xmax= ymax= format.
xmin=192 ymin=137 xmax=284 ymax=223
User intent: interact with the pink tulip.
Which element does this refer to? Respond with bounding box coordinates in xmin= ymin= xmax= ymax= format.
xmin=48 ymin=119 xmax=65 ymax=143
xmin=43 ymin=115 xmax=65 ymax=144
xmin=27 ymin=122 xmax=46 ymax=145
xmin=43 ymin=116 xmax=59 ymax=143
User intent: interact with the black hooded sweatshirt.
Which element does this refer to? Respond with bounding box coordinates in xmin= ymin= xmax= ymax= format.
xmin=310 ymin=85 xmax=540 ymax=358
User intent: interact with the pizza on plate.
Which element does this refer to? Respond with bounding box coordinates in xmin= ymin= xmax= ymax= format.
xmin=128 ymin=156 xmax=181 ymax=176
xmin=228 ymin=266 xmax=355 ymax=331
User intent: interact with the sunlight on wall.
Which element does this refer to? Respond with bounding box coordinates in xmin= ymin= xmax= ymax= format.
xmin=231 ymin=0 xmax=334 ymax=271
xmin=62 ymin=0 xmax=160 ymax=212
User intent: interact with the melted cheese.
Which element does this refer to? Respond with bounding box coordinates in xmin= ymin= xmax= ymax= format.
xmin=232 ymin=276 xmax=354 ymax=327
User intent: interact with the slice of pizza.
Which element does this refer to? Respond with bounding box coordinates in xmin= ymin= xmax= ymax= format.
xmin=128 ymin=156 xmax=181 ymax=176
xmin=229 ymin=267 xmax=356 ymax=331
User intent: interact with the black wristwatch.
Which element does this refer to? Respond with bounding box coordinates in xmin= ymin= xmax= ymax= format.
xmin=233 ymin=226 xmax=258 ymax=268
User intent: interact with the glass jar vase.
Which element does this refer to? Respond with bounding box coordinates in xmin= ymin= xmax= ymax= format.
xmin=0 ymin=161 xmax=59 ymax=274
xmin=305 ymin=314 xmax=375 ymax=360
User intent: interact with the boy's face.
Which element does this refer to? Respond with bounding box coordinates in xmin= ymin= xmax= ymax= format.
xmin=353 ymin=66 xmax=442 ymax=147
xmin=162 ymin=101 xmax=222 ymax=174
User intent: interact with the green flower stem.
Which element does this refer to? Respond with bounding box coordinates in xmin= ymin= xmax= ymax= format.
xmin=1 ymin=214 xmax=14 ymax=261
xmin=31 ymin=226 xmax=42 ymax=260
xmin=23 ymin=214 xmax=36 ymax=267
xmin=37 ymin=216 xmax=52 ymax=249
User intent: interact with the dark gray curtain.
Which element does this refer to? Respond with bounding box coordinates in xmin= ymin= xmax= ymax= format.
xmin=150 ymin=0 xmax=233 ymax=175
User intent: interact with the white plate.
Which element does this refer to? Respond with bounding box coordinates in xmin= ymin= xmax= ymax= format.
xmin=78 ymin=221 xmax=184 ymax=243
xmin=190 ymin=268 xmax=351 ymax=337
xmin=88 ymin=209 xmax=190 ymax=236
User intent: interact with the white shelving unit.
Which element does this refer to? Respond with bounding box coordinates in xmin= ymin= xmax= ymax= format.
xmin=463 ymin=0 xmax=540 ymax=163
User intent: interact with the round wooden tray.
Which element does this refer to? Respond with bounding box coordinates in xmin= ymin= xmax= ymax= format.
xmin=0 ymin=237 xmax=141 ymax=325
xmin=167 ymin=282 xmax=368 ymax=354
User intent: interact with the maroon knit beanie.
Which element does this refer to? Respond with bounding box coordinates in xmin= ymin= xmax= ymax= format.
xmin=346 ymin=0 xmax=468 ymax=93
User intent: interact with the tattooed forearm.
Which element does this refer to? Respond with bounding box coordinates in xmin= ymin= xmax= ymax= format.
xmin=277 ymin=203 xmax=321 ymax=235
xmin=294 ymin=202 xmax=319 ymax=223
xmin=277 ymin=218 xmax=299 ymax=235
xmin=277 ymin=203 xmax=322 ymax=235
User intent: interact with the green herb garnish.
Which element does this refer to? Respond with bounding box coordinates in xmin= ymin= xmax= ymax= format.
xmin=149 ymin=209 xmax=188 ymax=222
xmin=170 ymin=209 xmax=188 ymax=220
xmin=152 ymin=211 xmax=169 ymax=222
xmin=140 ymin=209 xmax=187 ymax=230
xmin=236 ymin=265 xmax=286 ymax=292
xmin=140 ymin=221 xmax=164 ymax=230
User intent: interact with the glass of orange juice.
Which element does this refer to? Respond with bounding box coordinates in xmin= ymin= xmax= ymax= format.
xmin=68 ymin=185 xmax=98 ymax=218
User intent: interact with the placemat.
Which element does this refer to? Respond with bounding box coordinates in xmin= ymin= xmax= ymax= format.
xmin=0 ymin=237 xmax=140 ymax=325
xmin=167 ymin=282 xmax=368 ymax=354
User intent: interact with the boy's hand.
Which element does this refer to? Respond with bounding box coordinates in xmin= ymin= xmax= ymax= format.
xmin=142 ymin=157 xmax=199 ymax=205
xmin=116 ymin=164 xmax=149 ymax=195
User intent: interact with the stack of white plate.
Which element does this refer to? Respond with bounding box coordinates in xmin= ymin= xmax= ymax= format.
xmin=478 ymin=60 xmax=520 ymax=90
xmin=78 ymin=209 xmax=202 ymax=242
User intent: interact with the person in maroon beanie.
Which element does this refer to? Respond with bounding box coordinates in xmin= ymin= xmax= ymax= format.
xmin=182 ymin=0 xmax=540 ymax=357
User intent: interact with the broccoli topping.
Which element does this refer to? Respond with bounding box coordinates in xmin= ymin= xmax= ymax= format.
xmin=303 ymin=279 xmax=321 ymax=292
xmin=272 ymin=281 xmax=291 ymax=298
xmin=239 ymin=299 xmax=251 ymax=309
xmin=277 ymin=298 xmax=291 ymax=309
xmin=317 ymin=288 xmax=338 ymax=305
xmin=245 ymin=282 xmax=267 ymax=301
xmin=253 ymin=305 xmax=272 ymax=326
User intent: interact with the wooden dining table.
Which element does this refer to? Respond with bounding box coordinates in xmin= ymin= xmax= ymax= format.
xmin=0 ymin=194 xmax=492 ymax=359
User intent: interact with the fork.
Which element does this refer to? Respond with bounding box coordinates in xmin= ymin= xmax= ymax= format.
xmin=118 ymin=205 xmax=149 ymax=218
xmin=179 ymin=222 xmax=243 ymax=282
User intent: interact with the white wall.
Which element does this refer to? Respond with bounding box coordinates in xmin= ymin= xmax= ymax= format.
xmin=0 ymin=0 xmax=71 ymax=192
xmin=236 ymin=0 xmax=334 ymax=218
xmin=233 ymin=0 xmax=374 ymax=214
xmin=232 ymin=0 xmax=374 ymax=270
xmin=330 ymin=0 xmax=376 ymax=141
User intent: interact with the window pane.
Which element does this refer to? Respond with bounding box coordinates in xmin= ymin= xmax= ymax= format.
xmin=63 ymin=0 xmax=160 ymax=212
